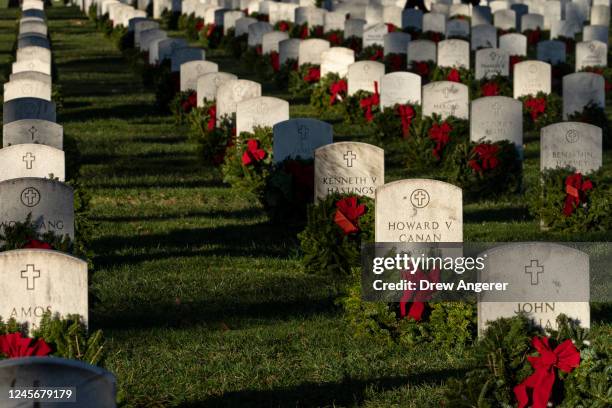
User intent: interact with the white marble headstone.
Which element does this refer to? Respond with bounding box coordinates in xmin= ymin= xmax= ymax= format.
xmin=180 ymin=60 xmax=218 ymax=92
xmin=541 ymin=122 xmax=602 ymax=174
xmin=575 ymin=41 xmax=608 ymax=70
xmin=475 ymin=48 xmax=510 ymax=79
xmin=375 ymin=179 xmax=462 ymax=242
xmin=315 ymin=142 xmax=384 ymax=201
xmin=437 ymin=39 xmax=470 ymax=68
xmin=347 ymin=61 xmax=385 ymax=96
xmin=320 ymin=47 xmax=355 ymax=77
xmin=0 ymin=178 xmax=74 ymax=239
xmin=2 ymin=119 xmax=63 ymax=150
xmin=478 ymin=243 xmax=590 ymax=331
xmin=562 ymin=72 xmax=605 ymax=119
xmin=0 ymin=144 xmax=65 ymax=182
xmin=470 ymin=96 xmax=523 ymax=151
xmin=298 ymin=38 xmax=330 ymax=65
xmin=380 ymin=72 xmax=422 ymax=108
xmin=513 ymin=60 xmax=551 ymax=98
xmin=236 ymin=96 xmax=290 ymax=136
xmin=215 ymin=79 xmax=262 ymax=124
xmin=422 ymin=81 xmax=469 ymax=119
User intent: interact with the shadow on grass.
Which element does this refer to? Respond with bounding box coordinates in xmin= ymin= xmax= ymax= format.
xmin=91 ymin=207 xmax=262 ymax=223
xmin=464 ymin=206 xmax=531 ymax=223
xmin=176 ymin=369 xmax=463 ymax=408
xmin=92 ymin=221 xmax=302 ymax=267
xmin=61 ymin=103 xmax=156 ymax=121
xmin=92 ymin=289 xmax=341 ymax=330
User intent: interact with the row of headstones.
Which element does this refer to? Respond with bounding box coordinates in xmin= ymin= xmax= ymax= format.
xmin=179 ymin=0 xmax=596 ymax=332
xmin=257 ymin=27 xmax=608 ymax=71
xmin=0 ymin=3 xmax=117 ymax=405
xmin=150 ymin=0 xmax=608 ymax=32
xmin=269 ymin=121 xmax=593 ymax=331
xmin=172 ymin=0 xmax=610 ymax=46
xmin=102 ymin=0 xmax=592 ymax=340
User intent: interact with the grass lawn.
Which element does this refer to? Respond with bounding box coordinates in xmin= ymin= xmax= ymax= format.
xmin=0 ymin=6 xmax=609 ymax=407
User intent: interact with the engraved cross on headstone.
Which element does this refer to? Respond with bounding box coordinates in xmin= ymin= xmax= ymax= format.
xmin=28 ymin=126 xmax=38 ymax=141
xmin=23 ymin=152 xmax=35 ymax=169
xmin=412 ymin=190 xmax=428 ymax=207
xmin=344 ymin=151 xmax=356 ymax=167
xmin=21 ymin=264 xmax=40 ymax=290
xmin=525 ymin=259 xmax=544 ymax=285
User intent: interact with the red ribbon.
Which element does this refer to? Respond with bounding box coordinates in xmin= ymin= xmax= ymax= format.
xmin=468 ymin=143 xmax=500 ymax=173
xmin=0 ymin=332 xmax=52 ymax=358
xmin=563 ymin=173 xmax=593 ymax=216
xmin=514 ymin=336 xmax=580 ymax=408
xmin=481 ymin=82 xmax=499 ymax=96
xmin=525 ymin=97 xmax=547 ymax=121
xmin=397 ymin=105 xmax=415 ymax=138
xmin=270 ymin=51 xmax=280 ymax=72
xmin=303 ymin=67 xmax=321 ymax=83
xmin=207 ymin=105 xmax=216 ymax=132
xmin=414 ymin=61 xmax=430 ymax=78
xmin=428 ymin=122 xmax=452 ymax=160
xmin=447 ymin=68 xmax=461 ymax=83
xmin=334 ymin=196 xmax=366 ymax=235
xmin=327 ymin=32 xmax=341 ymax=45
xmin=399 ymin=268 xmax=441 ymax=321
xmin=24 ymin=239 xmax=52 ymax=250
xmin=369 ymin=48 xmax=384 ymax=61
xmin=241 ymin=139 xmax=266 ymax=166
xmin=329 ymin=79 xmax=347 ymax=105
xmin=359 ymin=81 xmax=380 ymax=122
xmin=300 ymin=24 xmax=309 ymax=39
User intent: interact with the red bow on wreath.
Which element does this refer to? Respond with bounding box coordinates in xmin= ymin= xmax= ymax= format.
xmin=397 ymin=104 xmax=415 ymax=138
xmin=327 ymin=32 xmax=341 ymax=45
xmin=24 ymin=239 xmax=53 ymax=250
xmin=399 ymin=268 xmax=441 ymax=321
xmin=207 ymin=105 xmax=216 ymax=132
xmin=563 ymin=172 xmax=593 ymax=216
xmin=278 ymin=21 xmax=289 ymax=32
xmin=481 ymin=82 xmax=499 ymax=96
xmin=181 ymin=92 xmax=197 ymax=113
xmin=370 ymin=48 xmax=384 ymax=61
xmin=414 ymin=61 xmax=430 ymax=78
xmin=304 ymin=67 xmax=321 ymax=83
xmin=329 ymin=79 xmax=347 ymax=105
xmin=270 ymin=51 xmax=280 ymax=72
xmin=300 ymin=24 xmax=309 ymax=39
xmin=334 ymin=196 xmax=366 ymax=235
xmin=241 ymin=139 xmax=266 ymax=166
xmin=0 ymin=332 xmax=52 ymax=358
xmin=468 ymin=143 xmax=500 ymax=173
xmin=447 ymin=68 xmax=461 ymax=83
xmin=525 ymin=97 xmax=547 ymax=121
xmin=514 ymin=336 xmax=580 ymax=408
xmin=388 ymin=54 xmax=404 ymax=72
xmin=428 ymin=122 xmax=452 ymax=160
xmin=360 ymin=81 xmax=380 ymax=122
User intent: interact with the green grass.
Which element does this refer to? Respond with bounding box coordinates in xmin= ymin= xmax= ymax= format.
xmin=0 ymin=6 xmax=609 ymax=407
